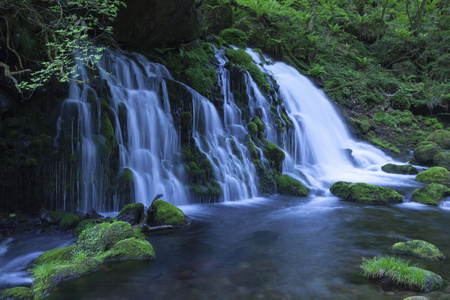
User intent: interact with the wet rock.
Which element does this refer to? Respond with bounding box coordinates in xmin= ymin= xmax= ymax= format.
xmin=39 ymin=210 xmax=62 ymax=226
xmin=414 ymin=142 xmax=441 ymax=164
xmin=381 ymin=163 xmax=419 ymax=175
xmin=276 ymin=174 xmax=309 ymax=197
xmin=412 ymin=183 xmax=450 ymax=206
xmin=392 ymin=240 xmax=446 ymax=261
xmin=415 ymin=167 xmax=450 ymax=184
xmin=88 ymin=209 xmax=104 ymax=219
xmin=433 ymin=152 xmax=450 ymax=170
xmin=116 ymin=203 xmax=144 ymax=226
xmin=330 ymin=181 xmax=352 ymax=199
xmin=147 ymin=200 xmax=188 ymax=227
xmin=330 ymin=182 xmax=403 ymax=204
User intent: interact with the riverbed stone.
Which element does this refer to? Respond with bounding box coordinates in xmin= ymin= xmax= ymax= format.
xmin=414 ymin=142 xmax=441 ymax=164
xmin=277 ymin=175 xmax=309 ymax=197
xmin=147 ymin=200 xmax=186 ymax=227
xmin=381 ymin=163 xmax=419 ymax=175
xmin=415 ymin=167 xmax=450 ymax=184
xmin=116 ymin=203 xmax=144 ymax=225
xmin=0 ymin=286 xmax=33 ymax=300
xmin=432 ymin=152 xmax=450 ymax=170
xmin=412 ymin=183 xmax=450 ymax=206
xmin=391 ymin=240 xmax=446 ymax=261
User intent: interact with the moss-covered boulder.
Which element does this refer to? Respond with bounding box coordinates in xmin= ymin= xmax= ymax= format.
xmin=116 ymin=203 xmax=144 ymax=226
xmin=361 ymin=256 xmax=445 ymax=292
xmin=391 ymin=240 xmax=446 ymax=261
xmin=333 ymin=182 xmax=403 ymax=204
xmin=262 ymin=139 xmax=285 ymax=173
xmin=412 ymin=183 xmax=450 ymax=206
xmin=415 ymin=167 xmax=450 ymax=184
xmin=381 ymin=163 xmax=419 ymax=175
xmin=73 ymin=219 xmax=95 ymax=238
xmin=426 ymin=129 xmax=450 ymax=149
xmin=0 ymin=286 xmax=33 ymax=300
xmin=277 ymin=175 xmax=309 ymax=197
xmin=413 ymin=142 xmax=441 ymax=164
xmin=30 ymin=221 xmax=154 ymax=298
xmin=330 ymin=181 xmax=352 ymax=199
xmin=148 ymin=200 xmax=187 ymax=227
xmin=433 ymin=152 xmax=450 ymax=170
xmin=59 ymin=213 xmax=80 ymax=231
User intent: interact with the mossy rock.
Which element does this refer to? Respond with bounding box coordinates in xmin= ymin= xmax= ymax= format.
xmin=330 ymin=181 xmax=352 ymax=199
xmin=59 ymin=213 xmax=80 ymax=231
xmin=73 ymin=219 xmax=95 ymax=238
xmin=412 ymin=183 xmax=450 ymax=206
xmin=391 ymin=240 xmax=446 ymax=261
xmin=100 ymin=237 xmax=155 ymax=261
xmin=381 ymin=163 xmax=419 ymax=175
xmin=277 ymin=175 xmax=309 ymax=197
xmin=433 ymin=152 xmax=450 ymax=170
xmin=148 ymin=200 xmax=186 ymax=227
xmin=413 ymin=142 xmax=442 ymax=164
xmin=361 ymin=256 xmax=445 ymax=292
xmin=0 ymin=287 xmax=33 ymax=300
xmin=247 ymin=122 xmax=258 ymax=138
xmin=219 ymin=28 xmax=248 ymax=48
xmin=346 ymin=183 xmax=403 ymax=204
xmin=39 ymin=210 xmax=63 ymax=226
xmin=415 ymin=167 xmax=450 ymax=184
xmin=426 ymin=129 xmax=450 ymax=149
xmin=75 ymin=221 xmax=137 ymax=254
xmin=31 ymin=222 xmax=154 ymax=298
xmin=252 ymin=116 xmax=265 ymax=138
xmin=262 ymin=139 xmax=285 ymax=173
xmin=116 ymin=203 xmax=144 ymax=226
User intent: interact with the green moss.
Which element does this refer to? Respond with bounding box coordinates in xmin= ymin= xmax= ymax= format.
xmin=0 ymin=287 xmax=33 ymax=300
xmin=59 ymin=213 xmax=80 ymax=231
xmin=225 ymin=48 xmax=270 ymax=92
xmin=262 ymin=139 xmax=285 ymax=173
xmin=412 ymin=183 xmax=450 ymax=206
xmin=391 ymin=240 xmax=446 ymax=261
xmin=413 ymin=142 xmax=441 ymax=164
xmin=73 ymin=219 xmax=94 ymax=238
xmin=381 ymin=163 xmax=419 ymax=175
xmin=251 ymin=116 xmax=265 ymax=138
xmin=344 ymin=183 xmax=403 ymax=204
xmin=150 ymin=200 xmax=186 ymax=226
xmin=118 ymin=168 xmax=133 ymax=185
xmin=433 ymin=152 xmax=450 ymax=170
xmin=100 ymin=112 xmax=116 ymax=153
xmin=415 ymin=167 xmax=450 ymax=184
xmin=35 ymin=245 xmax=75 ymax=265
xmin=426 ymin=130 xmax=450 ymax=149
xmin=245 ymin=139 xmax=258 ymax=159
xmin=277 ymin=175 xmax=309 ymax=196
xmin=330 ymin=181 xmax=352 ymax=199
xmin=219 ymin=28 xmax=249 ymax=47
xmin=100 ymin=237 xmax=155 ymax=261
xmin=361 ymin=256 xmax=445 ymax=292
xmin=185 ymin=66 xmax=217 ymax=97
xmin=247 ymin=122 xmax=258 ymax=138
xmin=116 ymin=203 xmax=144 ymax=225
xmin=369 ymin=137 xmax=400 ymax=154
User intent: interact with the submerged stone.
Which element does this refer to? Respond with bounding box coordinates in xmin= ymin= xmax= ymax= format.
xmin=116 ymin=203 xmax=144 ymax=226
xmin=415 ymin=167 xmax=450 ymax=184
xmin=412 ymin=183 xmax=450 ymax=206
xmin=381 ymin=163 xmax=419 ymax=175
xmin=277 ymin=175 xmax=309 ymax=197
xmin=391 ymin=240 xmax=446 ymax=261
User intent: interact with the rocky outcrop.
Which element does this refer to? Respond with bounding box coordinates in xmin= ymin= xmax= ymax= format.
xmin=114 ymin=0 xmax=203 ymax=49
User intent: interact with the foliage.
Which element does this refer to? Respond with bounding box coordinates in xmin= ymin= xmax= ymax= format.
xmin=0 ymin=0 xmax=126 ymax=93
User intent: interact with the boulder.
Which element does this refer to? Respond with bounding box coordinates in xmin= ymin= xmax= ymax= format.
xmin=113 ymin=0 xmax=202 ymax=49
xmin=39 ymin=210 xmax=62 ymax=226
xmin=147 ymin=200 xmax=187 ymax=227
xmin=381 ymin=163 xmax=419 ymax=175
xmin=277 ymin=175 xmax=309 ymax=197
xmin=331 ymin=182 xmax=403 ymax=204
xmin=391 ymin=240 xmax=446 ymax=261
xmin=330 ymin=181 xmax=352 ymax=199
xmin=73 ymin=219 xmax=95 ymax=238
xmin=59 ymin=213 xmax=80 ymax=230
xmin=432 ymin=151 xmax=450 ymax=170
xmin=426 ymin=129 xmax=450 ymax=149
xmin=116 ymin=203 xmax=144 ymax=225
xmin=413 ymin=142 xmax=441 ymax=164
xmin=415 ymin=167 xmax=450 ymax=184
xmin=412 ymin=183 xmax=450 ymax=206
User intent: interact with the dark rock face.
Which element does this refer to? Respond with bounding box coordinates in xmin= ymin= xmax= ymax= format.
xmin=114 ymin=0 xmax=203 ymax=49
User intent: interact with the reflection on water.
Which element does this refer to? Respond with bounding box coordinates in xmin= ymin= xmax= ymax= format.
xmin=46 ymin=196 xmax=450 ymax=300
